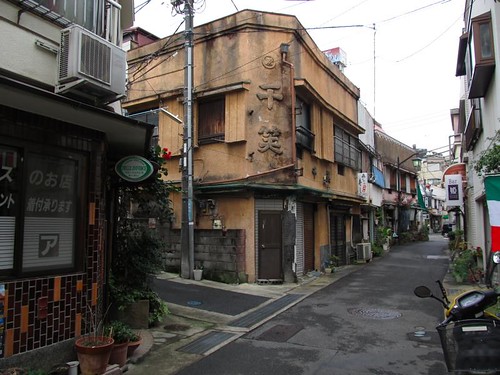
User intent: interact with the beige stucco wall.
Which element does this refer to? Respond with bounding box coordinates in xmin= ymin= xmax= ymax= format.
xmin=196 ymin=196 xmax=256 ymax=281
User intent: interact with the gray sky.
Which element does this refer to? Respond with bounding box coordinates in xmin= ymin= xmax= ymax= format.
xmin=134 ymin=0 xmax=464 ymax=154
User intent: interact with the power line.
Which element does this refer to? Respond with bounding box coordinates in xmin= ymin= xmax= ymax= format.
xmin=376 ymin=0 xmax=453 ymax=24
xmin=135 ymin=0 xmax=153 ymax=14
xmin=395 ymin=15 xmax=461 ymax=62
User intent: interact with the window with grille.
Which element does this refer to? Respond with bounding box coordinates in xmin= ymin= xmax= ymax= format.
xmin=31 ymin=0 xmax=105 ymax=34
xmin=334 ymin=127 xmax=361 ymax=170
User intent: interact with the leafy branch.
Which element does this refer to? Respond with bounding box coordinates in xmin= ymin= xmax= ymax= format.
xmin=474 ymin=131 xmax=500 ymax=175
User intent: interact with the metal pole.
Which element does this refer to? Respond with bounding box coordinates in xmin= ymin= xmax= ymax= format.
xmin=396 ymin=157 xmax=400 ymax=237
xmin=180 ymin=0 xmax=194 ymax=279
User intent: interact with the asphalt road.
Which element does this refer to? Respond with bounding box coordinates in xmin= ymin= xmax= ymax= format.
xmin=177 ymin=236 xmax=450 ymax=375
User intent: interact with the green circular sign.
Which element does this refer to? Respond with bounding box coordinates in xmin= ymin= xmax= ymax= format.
xmin=115 ymin=155 xmax=154 ymax=182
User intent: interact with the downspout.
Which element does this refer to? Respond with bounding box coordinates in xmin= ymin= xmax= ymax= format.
xmin=280 ymin=43 xmax=297 ymax=176
xmin=281 ymin=43 xmax=298 ymax=278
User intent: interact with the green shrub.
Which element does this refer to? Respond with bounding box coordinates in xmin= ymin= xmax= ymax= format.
xmin=452 ymin=248 xmax=478 ymax=283
xmin=105 ymin=320 xmax=135 ymax=344
xmin=371 ymin=242 xmax=383 ymax=257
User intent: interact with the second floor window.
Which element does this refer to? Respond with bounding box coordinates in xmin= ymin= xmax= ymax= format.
xmin=471 ymin=12 xmax=494 ymax=66
xmin=467 ymin=11 xmax=495 ymax=98
xmin=334 ymin=127 xmax=361 ymax=170
xmin=198 ymin=96 xmax=225 ymax=144
xmin=296 ymin=97 xmax=314 ymax=151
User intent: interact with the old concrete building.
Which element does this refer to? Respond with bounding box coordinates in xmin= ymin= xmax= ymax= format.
xmin=124 ymin=10 xmax=364 ymax=283
xmin=374 ymin=129 xmax=423 ymax=237
xmin=454 ymin=0 xmax=500 ymax=265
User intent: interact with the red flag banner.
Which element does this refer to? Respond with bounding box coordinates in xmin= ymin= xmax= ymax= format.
xmin=485 ymin=175 xmax=500 ymax=252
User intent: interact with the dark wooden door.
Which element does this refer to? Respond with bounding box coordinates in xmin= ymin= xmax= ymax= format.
xmin=330 ymin=213 xmax=346 ymax=265
xmin=258 ymin=211 xmax=282 ymax=280
xmin=303 ymin=204 xmax=315 ymax=272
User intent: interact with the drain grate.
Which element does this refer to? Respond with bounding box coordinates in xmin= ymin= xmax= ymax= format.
xmin=348 ymin=307 xmax=402 ymax=320
xmin=256 ymin=324 xmax=304 ymax=342
xmin=229 ymin=294 xmax=302 ymax=328
xmin=256 ymin=279 xmax=283 ymax=285
xmin=177 ymin=331 xmax=236 ymax=355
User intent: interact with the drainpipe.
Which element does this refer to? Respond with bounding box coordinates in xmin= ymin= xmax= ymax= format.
xmin=280 ymin=43 xmax=297 ymax=177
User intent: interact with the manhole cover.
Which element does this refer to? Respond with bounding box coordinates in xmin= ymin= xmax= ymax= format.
xmin=348 ymin=308 xmax=401 ymax=320
xmin=187 ymin=300 xmax=202 ymax=306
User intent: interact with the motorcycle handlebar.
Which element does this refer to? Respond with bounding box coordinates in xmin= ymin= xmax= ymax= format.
xmin=438 ymin=315 xmax=454 ymax=327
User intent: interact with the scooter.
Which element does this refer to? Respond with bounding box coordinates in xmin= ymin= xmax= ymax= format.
xmin=414 ymin=254 xmax=500 ymax=373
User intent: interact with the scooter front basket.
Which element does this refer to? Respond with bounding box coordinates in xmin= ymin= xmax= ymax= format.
xmin=437 ymin=319 xmax=500 ymax=372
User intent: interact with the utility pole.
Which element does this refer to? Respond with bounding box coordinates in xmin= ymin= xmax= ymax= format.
xmin=178 ymin=0 xmax=194 ymax=279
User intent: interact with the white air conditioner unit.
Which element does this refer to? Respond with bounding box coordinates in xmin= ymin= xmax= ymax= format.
xmin=356 ymin=243 xmax=372 ymax=262
xmin=56 ymin=24 xmax=126 ymax=101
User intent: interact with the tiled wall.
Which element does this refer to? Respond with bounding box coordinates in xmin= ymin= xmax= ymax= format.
xmin=1 ymin=107 xmax=107 ymax=358
xmin=3 ymin=275 xmax=90 ymax=356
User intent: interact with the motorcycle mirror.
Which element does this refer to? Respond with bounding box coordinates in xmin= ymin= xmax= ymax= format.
xmin=494 ymin=252 xmax=500 ymax=264
xmin=414 ymin=286 xmax=432 ymax=298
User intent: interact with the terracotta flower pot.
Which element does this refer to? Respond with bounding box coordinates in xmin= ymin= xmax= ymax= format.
xmin=75 ymin=336 xmax=114 ymax=375
xmin=127 ymin=336 xmax=143 ymax=357
xmin=109 ymin=341 xmax=129 ymax=367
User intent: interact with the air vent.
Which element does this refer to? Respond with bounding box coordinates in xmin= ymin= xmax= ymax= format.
xmin=356 ymin=243 xmax=372 ymax=262
xmin=56 ymin=24 xmax=126 ymax=100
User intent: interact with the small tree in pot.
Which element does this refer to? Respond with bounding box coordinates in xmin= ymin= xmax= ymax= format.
xmin=75 ymin=306 xmax=114 ymax=375
xmin=110 ymin=146 xmax=176 ymax=327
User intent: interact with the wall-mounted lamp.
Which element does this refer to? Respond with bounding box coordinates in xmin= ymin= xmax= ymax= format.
xmin=280 ymin=43 xmax=290 ymax=54
xmin=412 ymin=157 xmax=422 ymax=170
xmin=212 ymin=219 xmax=222 ymax=230
xmin=323 ymin=171 xmax=331 ymax=185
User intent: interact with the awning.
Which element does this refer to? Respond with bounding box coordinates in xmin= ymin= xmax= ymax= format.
xmin=196 ymin=181 xmax=365 ymax=203
xmin=0 ymin=75 xmax=153 ymax=160
xmin=441 ymin=163 xmax=467 ymax=184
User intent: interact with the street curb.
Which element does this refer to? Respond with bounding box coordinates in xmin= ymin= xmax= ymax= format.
xmin=127 ymin=262 xmax=368 ymax=368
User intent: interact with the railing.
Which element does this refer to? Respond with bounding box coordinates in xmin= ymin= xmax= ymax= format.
xmin=11 ymin=0 xmax=122 ymax=46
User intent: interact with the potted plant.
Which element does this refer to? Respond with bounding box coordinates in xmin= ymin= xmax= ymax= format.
xmin=106 ymin=321 xmax=134 ymax=368
xmin=127 ymin=331 xmax=143 ymax=358
xmin=375 ymin=226 xmax=391 ymax=251
xmin=325 ymin=255 xmax=340 ymax=273
xmin=75 ymin=307 xmax=114 ymax=375
xmin=193 ymin=262 xmax=204 ymax=281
